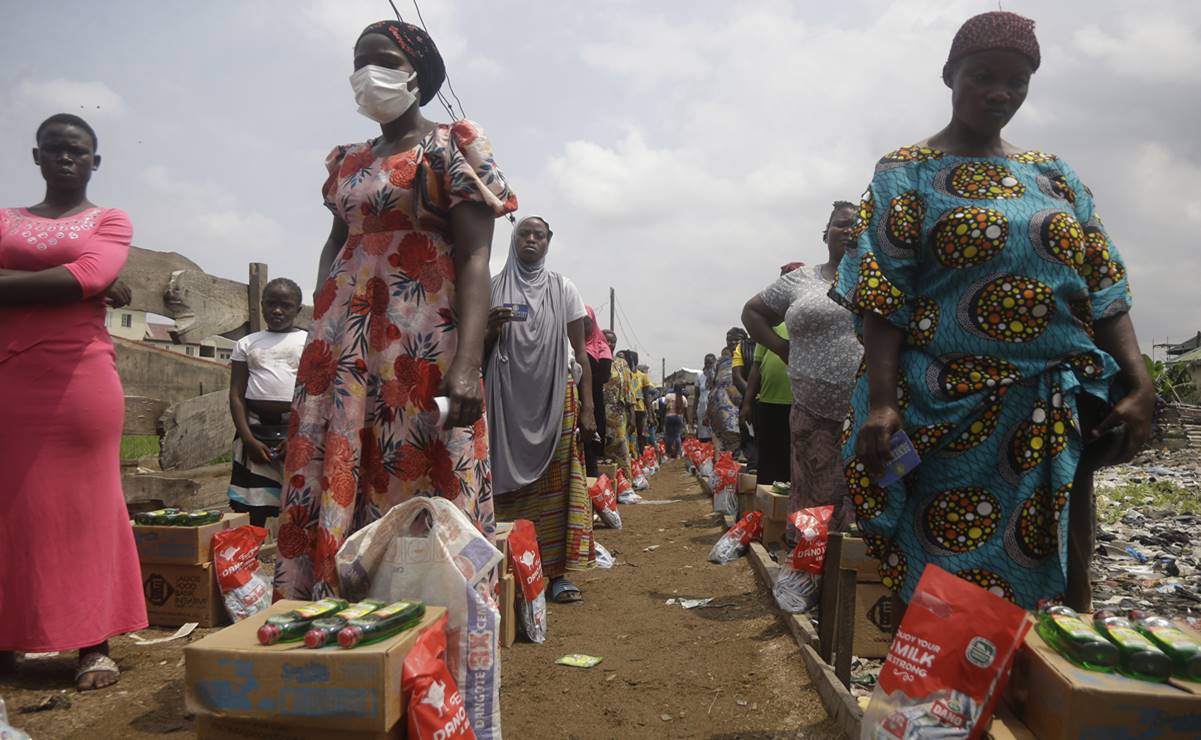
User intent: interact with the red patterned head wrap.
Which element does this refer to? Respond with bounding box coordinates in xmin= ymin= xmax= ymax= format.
xmin=358 ymin=21 xmax=446 ymax=106
xmin=943 ymin=11 xmax=1040 ymax=85
xmin=779 ymin=261 xmax=804 ymax=275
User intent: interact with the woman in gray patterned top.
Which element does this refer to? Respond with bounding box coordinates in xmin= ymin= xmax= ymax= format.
xmin=742 ymin=201 xmax=862 ymax=531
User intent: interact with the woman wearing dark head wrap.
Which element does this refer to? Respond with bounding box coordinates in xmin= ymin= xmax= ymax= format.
xmin=485 ymin=216 xmax=596 ymax=603
xmin=277 ymin=20 xmax=518 ymax=604
xmin=831 ymin=11 xmax=1153 ymax=611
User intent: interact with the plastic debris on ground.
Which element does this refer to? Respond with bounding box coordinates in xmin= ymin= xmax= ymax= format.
xmin=665 ymin=597 xmax=714 ymax=609
xmin=126 ymin=622 xmax=198 ymax=646
xmin=0 ymin=697 xmax=32 ymax=740
xmin=595 ymin=543 xmax=615 ymax=569
xmin=555 ymin=654 xmax=603 ymax=668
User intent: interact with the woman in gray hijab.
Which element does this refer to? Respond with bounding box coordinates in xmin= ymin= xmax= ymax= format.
xmin=485 ymin=216 xmax=596 ymax=602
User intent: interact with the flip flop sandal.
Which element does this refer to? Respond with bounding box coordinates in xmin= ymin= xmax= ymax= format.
xmin=548 ymin=577 xmax=582 ymax=604
xmin=75 ymin=652 xmax=119 ymax=691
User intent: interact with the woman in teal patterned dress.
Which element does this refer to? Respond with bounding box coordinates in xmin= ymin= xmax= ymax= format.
xmin=832 ymin=11 xmax=1154 ymax=610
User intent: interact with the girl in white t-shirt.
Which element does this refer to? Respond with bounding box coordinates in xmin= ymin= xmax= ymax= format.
xmin=227 ymin=278 xmax=307 ymax=525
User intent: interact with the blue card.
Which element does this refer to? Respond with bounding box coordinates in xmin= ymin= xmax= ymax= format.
xmin=876 ymin=430 xmax=921 ymax=487
xmin=504 ymin=303 xmax=530 ymax=322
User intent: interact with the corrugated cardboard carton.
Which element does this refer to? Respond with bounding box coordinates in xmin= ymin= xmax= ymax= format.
xmin=499 ymin=572 xmax=517 ymax=648
xmin=197 ymin=715 xmax=401 ymax=739
xmin=1007 ymin=627 xmax=1201 ymax=739
xmin=852 ymin=582 xmax=896 ymax=658
xmin=185 ymin=599 xmax=447 ymax=732
xmin=754 ymin=484 xmax=789 ymax=520
xmin=132 ymin=513 xmax=250 ymax=565
xmin=738 ymin=473 xmax=757 ymax=494
xmin=494 ymin=522 xmax=514 ymax=577
xmin=141 ymin=561 xmax=226 ymax=628
xmin=598 ymin=462 xmax=618 ymax=482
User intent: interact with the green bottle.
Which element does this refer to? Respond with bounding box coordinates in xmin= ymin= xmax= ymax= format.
xmin=257 ymin=599 xmax=349 ymax=645
xmin=1130 ymin=610 xmax=1201 ymax=681
xmin=1036 ymin=605 xmax=1118 ymax=671
xmin=337 ymin=600 xmax=426 ymax=649
xmin=1092 ymin=611 xmax=1172 ymax=682
xmin=134 ymin=508 xmax=181 ymax=526
xmin=183 ymin=510 xmax=222 ymax=526
xmin=303 ymin=600 xmax=386 ymax=649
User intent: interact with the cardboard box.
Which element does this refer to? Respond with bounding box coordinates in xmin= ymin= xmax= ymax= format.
xmin=852 ymin=582 xmax=896 ymax=658
xmin=494 ymin=522 xmax=514 ymax=577
xmin=985 ymin=703 xmax=1037 ymax=740
xmin=1007 ymin=628 xmax=1201 ymax=739
xmin=761 ymin=517 xmax=787 ymax=548
xmin=737 ymin=491 xmax=756 ymax=519
xmin=754 ymin=485 xmax=789 ymax=520
xmin=499 ymin=572 xmax=517 ymax=648
xmin=132 ymin=512 xmax=250 ymax=565
xmin=197 ymin=715 xmax=401 ymax=740
xmin=141 ymin=561 xmax=226 ymax=628
xmin=738 ymin=472 xmax=757 ymax=494
xmin=185 ymin=600 xmax=447 ymax=732
xmin=598 ymin=462 xmax=618 ymax=482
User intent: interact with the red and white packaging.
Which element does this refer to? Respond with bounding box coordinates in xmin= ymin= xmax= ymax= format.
xmin=506 ymin=520 xmax=548 ymax=643
xmin=614 ymin=470 xmax=634 ymax=498
xmin=708 ymin=511 xmax=763 ymax=564
xmin=772 ymin=506 xmax=833 ymax=614
xmin=860 ymin=565 xmax=1032 ymax=740
xmin=589 ymin=475 xmax=622 ymax=529
xmin=403 ymin=614 xmax=476 ymax=740
xmin=212 ymin=525 xmax=272 ymax=622
xmin=712 ymin=452 xmax=740 ymax=517
xmin=630 ymin=460 xmax=649 ymax=490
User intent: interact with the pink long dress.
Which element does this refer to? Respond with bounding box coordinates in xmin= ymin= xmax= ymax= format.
xmin=0 ymin=207 xmax=148 ymax=652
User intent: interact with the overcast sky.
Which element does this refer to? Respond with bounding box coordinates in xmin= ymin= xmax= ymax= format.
xmin=3 ymin=0 xmax=1200 ymax=380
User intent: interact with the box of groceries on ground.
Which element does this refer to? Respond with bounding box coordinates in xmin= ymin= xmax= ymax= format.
xmin=185 ymin=599 xmax=446 ymax=732
xmin=132 ymin=511 xmax=250 ymax=565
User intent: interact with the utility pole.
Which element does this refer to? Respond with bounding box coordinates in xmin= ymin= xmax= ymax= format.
xmin=609 ymin=287 xmax=615 ymax=333
xmin=661 ymin=357 xmax=666 ymax=386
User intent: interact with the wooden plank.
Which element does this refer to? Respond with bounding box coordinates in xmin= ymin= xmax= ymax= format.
xmin=117 ymin=245 xmax=203 ymax=317
xmin=747 ymin=542 xmax=779 ymax=587
xmin=819 ymin=533 xmax=845 ymax=663
xmin=800 ymin=643 xmax=863 ymax=739
xmin=834 ymin=568 xmax=856 ymax=689
xmin=158 ymin=389 xmax=234 ymax=470
xmin=123 ymin=395 xmax=170 ymax=435
xmin=165 ymin=268 xmax=252 ymax=343
xmin=122 ymin=474 xmax=201 ymax=507
xmin=248 ymin=262 xmax=267 ymax=334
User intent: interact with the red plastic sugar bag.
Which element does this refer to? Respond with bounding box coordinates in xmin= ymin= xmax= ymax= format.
xmin=861 ymin=565 xmax=1032 ymax=740
xmin=631 ymin=459 xmax=649 ymax=491
xmin=614 ymin=469 xmax=634 ymax=498
xmin=404 ymin=614 xmax=476 ymax=740
xmin=712 ymin=452 xmax=740 ymax=517
xmin=507 ymin=520 xmax=548 ymax=643
xmin=212 ymin=525 xmax=272 ymax=622
xmin=773 ymin=506 xmax=833 ymax=614
xmin=708 ymin=511 xmax=763 ymax=564
xmin=589 ymin=475 xmax=622 ymax=529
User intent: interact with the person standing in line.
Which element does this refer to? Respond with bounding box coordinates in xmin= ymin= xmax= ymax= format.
xmin=635 ymin=363 xmax=654 ymax=451
xmin=833 ymin=12 xmax=1152 ymax=610
xmin=696 ymin=353 xmax=716 ymax=442
xmin=709 ymin=328 xmax=746 ymax=456
xmin=227 ymin=278 xmax=308 ymax=527
xmin=1 ymin=114 xmax=146 ymax=690
xmin=744 ymin=203 xmax=860 ymax=531
xmin=603 ymin=333 xmax=636 ymax=478
xmin=741 ymin=271 xmax=795 ymax=487
xmin=487 ymin=216 xmax=596 ymax=604
xmin=663 ymin=383 xmax=689 ymax=458
xmin=581 ymin=305 xmax=612 ymax=477
xmin=276 ymin=21 xmax=517 ymax=599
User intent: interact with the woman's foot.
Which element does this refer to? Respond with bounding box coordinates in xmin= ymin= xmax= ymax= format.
xmin=76 ymin=643 xmax=119 ymax=691
xmin=548 ymin=576 xmax=582 ymax=603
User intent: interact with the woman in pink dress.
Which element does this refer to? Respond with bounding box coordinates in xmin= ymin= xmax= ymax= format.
xmin=0 ymin=114 xmax=147 ymax=691
xmin=275 ymin=21 xmax=518 ymax=599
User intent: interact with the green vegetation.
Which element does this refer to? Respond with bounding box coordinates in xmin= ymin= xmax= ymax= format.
xmin=120 ymin=434 xmax=160 ymax=461
xmin=1143 ymin=354 xmax=1197 ymax=404
xmin=1098 ymin=479 xmax=1201 ymax=524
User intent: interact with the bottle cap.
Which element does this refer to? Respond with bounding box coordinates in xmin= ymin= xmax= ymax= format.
xmin=256 ymin=624 xmax=280 ymax=645
xmin=337 ymin=626 xmax=362 ymax=649
xmin=304 ymin=628 xmax=326 ymax=649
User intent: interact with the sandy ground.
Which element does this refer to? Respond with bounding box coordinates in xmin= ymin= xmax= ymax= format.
xmin=1 ymin=459 xmax=836 ymax=739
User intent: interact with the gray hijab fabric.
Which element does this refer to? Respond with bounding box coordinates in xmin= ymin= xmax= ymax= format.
xmin=485 ymin=216 xmax=571 ymax=495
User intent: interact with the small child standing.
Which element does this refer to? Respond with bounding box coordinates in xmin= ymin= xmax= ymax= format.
xmin=227 ymin=278 xmax=307 ymax=526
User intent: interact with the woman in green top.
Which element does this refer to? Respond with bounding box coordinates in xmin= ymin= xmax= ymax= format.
xmin=742 ymin=267 xmax=799 ymax=486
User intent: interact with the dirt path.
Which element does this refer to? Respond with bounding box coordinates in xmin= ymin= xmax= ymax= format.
xmin=498 ymin=460 xmax=838 ymax=739
xmin=0 ymin=460 xmax=836 ymax=739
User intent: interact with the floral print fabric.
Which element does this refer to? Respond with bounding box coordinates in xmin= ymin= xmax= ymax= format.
xmin=276 ymin=120 xmax=517 ymax=599
xmin=603 ymin=356 xmax=635 ymax=478
xmin=830 ymin=146 xmax=1130 ymax=608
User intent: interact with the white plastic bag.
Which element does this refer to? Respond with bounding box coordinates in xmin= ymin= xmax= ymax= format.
xmin=507 ymin=519 xmax=548 ymax=644
xmin=772 ymin=507 xmax=833 ymax=614
xmin=595 ymin=543 xmax=615 ymax=569
xmin=708 ymin=511 xmax=762 ymax=565
xmin=212 ymin=525 xmax=272 ymax=623
xmin=0 ymin=698 xmax=31 ymax=740
xmin=336 ymin=497 xmax=503 ymax=740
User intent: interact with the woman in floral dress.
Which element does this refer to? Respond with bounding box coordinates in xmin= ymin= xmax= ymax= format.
xmin=707 ymin=329 xmax=746 ymax=454
xmin=276 ymin=20 xmax=517 ymax=599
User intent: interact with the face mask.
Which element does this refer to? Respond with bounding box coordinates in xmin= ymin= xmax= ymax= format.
xmin=350 ymin=65 xmax=418 ymax=123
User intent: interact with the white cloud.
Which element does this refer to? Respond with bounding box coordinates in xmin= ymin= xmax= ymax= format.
xmin=1073 ymin=19 xmax=1201 ymax=82
xmin=11 ymin=78 xmax=125 ymax=118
